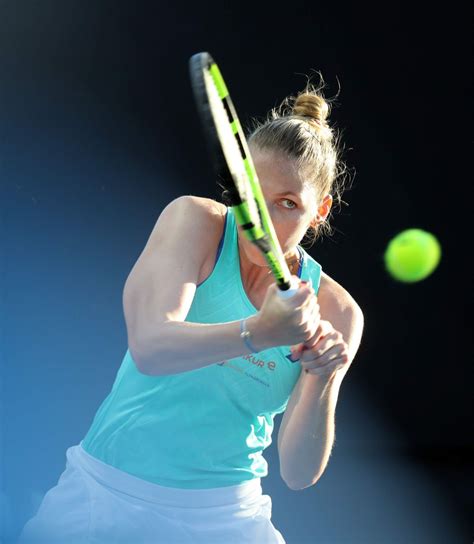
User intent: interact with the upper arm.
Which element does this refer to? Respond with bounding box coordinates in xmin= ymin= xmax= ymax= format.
xmin=122 ymin=195 xmax=223 ymax=363
xmin=318 ymin=271 xmax=364 ymax=362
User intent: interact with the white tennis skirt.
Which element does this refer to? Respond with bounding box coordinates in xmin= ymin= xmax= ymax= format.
xmin=17 ymin=441 xmax=286 ymax=543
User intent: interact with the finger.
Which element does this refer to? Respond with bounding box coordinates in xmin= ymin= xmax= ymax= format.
xmin=301 ymin=312 xmax=325 ymax=348
xmin=291 ymin=298 xmax=320 ymax=352
xmin=289 ymin=343 xmax=305 ymax=362
xmin=319 ymin=319 xmax=335 ymax=336
xmin=301 ymin=344 xmax=349 ymax=367
xmin=305 ymin=357 xmax=348 ymax=375
xmin=298 ymin=278 xmax=313 ymax=289
xmin=300 ymin=338 xmax=342 ymax=362
xmin=301 ymin=298 xmax=319 ymax=326
xmin=310 ymin=319 xmax=334 ymax=344
xmin=292 ymin=283 xmax=316 ymax=309
xmin=298 ymin=300 xmax=317 ymax=323
xmin=292 ymin=297 xmax=318 ymax=331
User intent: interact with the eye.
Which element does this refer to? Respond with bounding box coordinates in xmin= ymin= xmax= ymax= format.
xmin=279 ymin=198 xmax=297 ymax=209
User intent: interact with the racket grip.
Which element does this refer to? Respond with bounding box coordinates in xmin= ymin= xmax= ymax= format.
xmin=277 ymin=277 xmax=300 ymax=299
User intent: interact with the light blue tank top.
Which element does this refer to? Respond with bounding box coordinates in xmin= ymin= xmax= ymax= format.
xmin=81 ymin=206 xmax=322 ymax=489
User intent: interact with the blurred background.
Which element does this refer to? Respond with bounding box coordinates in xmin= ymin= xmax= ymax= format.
xmin=1 ymin=1 xmax=472 ymax=543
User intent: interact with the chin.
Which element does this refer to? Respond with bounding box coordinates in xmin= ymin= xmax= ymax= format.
xmin=241 ymin=243 xmax=267 ymax=266
xmin=240 ymin=233 xmax=292 ymax=266
xmin=249 ymin=250 xmax=268 ymax=267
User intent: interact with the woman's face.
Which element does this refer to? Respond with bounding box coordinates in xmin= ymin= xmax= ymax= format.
xmin=236 ymin=148 xmax=331 ymax=268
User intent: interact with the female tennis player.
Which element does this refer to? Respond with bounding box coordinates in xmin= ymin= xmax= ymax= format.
xmin=18 ymin=82 xmax=364 ymax=543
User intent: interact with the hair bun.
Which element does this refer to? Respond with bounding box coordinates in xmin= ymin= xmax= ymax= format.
xmin=292 ymin=92 xmax=330 ymax=125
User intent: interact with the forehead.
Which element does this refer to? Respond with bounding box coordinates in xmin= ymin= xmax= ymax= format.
xmin=251 ymin=149 xmax=312 ymax=195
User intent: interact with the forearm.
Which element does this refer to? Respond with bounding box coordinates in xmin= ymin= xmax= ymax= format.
xmin=278 ymin=369 xmax=345 ymax=490
xmin=130 ymin=315 xmax=270 ymax=376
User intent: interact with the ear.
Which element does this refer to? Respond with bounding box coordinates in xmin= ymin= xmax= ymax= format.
xmin=311 ymin=194 xmax=333 ymax=227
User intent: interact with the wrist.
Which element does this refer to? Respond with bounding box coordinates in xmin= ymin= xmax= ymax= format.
xmin=244 ymin=314 xmax=272 ymax=352
xmin=240 ymin=318 xmax=259 ymax=353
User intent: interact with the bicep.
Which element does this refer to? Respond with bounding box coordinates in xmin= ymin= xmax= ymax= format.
xmin=122 ymin=195 xmax=220 ymax=352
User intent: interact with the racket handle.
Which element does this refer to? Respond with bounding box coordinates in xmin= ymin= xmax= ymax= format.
xmin=277 ymin=277 xmax=300 ymax=299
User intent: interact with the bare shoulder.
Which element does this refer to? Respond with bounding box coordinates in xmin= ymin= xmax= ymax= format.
xmin=318 ymin=270 xmax=364 ymax=319
xmin=141 ymin=195 xmax=227 ymax=277
xmin=159 ymin=194 xmax=225 ymax=222
xmin=180 ymin=195 xmax=227 ymax=244
xmin=164 ymin=196 xmax=227 ymax=282
xmin=181 ymin=195 xmax=226 ymax=215
xmin=150 ymin=195 xmax=226 ymax=241
xmin=184 ymin=197 xmax=227 ymax=283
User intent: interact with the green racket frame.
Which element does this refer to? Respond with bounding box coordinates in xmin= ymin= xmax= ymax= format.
xmin=189 ymin=52 xmax=297 ymax=294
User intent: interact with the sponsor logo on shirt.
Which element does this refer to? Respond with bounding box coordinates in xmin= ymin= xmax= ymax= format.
xmin=217 ymin=351 xmax=296 ymax=369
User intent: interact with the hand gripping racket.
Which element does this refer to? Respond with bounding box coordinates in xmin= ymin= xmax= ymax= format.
xmin=189 ymin=52 xmax=299 ymax=298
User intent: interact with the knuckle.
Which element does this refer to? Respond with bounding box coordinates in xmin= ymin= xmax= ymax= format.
xmin=294 ymin=313 xmax=304 ymax=326
xmin=302 ymin=323 xmax=312 ymax=334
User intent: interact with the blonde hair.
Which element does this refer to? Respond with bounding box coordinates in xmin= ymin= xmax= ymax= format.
xmin=244 ymin=73 xmax=352 ymax=247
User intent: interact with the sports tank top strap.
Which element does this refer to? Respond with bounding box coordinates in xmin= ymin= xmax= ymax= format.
xmin=196 ymin=206 xmax=237 ymax=289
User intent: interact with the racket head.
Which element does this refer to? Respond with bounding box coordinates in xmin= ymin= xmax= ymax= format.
xmin=189 ymin=52 xmax=294 ymax=291
xmin=189 ymin=53 xmax=257 ymax=214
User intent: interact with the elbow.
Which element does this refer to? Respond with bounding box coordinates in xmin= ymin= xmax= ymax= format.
xmin=128 ymin=338 xmax=165 ymax=376
xmin=283 ymin=479 xmax=313 ymax=491
xmin=284 ymin=479 xmax=319 ymax=491
xmin=281 ymin=471 xmax=322 ymax=491
xmin=281 ymin=476 xmax=310 ymax=492
xmin=284 ymin=479 xmax=302 ymax=491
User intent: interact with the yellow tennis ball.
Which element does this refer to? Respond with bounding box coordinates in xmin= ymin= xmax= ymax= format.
xmin=384 ymin=229 xmax=441 ymax=283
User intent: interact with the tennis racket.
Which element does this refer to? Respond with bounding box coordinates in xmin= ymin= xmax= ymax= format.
xmin=189 ymin=51 xmax=298 ymax=297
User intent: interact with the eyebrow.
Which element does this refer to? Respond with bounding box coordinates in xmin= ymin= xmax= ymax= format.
xmin=273 ymin=191 xmax=302 ymax=198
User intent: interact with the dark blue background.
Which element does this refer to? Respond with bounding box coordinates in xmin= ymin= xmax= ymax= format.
xmin=1 ymin=1 xmax=472 ymax=542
